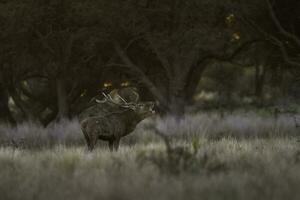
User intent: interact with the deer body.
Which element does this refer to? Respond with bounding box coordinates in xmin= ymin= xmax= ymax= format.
xmin=79 ymin=91 xmax=155 ymax=151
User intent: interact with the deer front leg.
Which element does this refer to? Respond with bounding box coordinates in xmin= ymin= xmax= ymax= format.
xmin=82 ymin=129 xmax=91 ymax=150
xmin=87 ymin=130 xmax=98 ymax=151
xmin=108 ymin=140 xmax=114 ymax=152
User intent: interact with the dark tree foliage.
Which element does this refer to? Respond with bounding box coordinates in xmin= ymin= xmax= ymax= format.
xmin=0 ymin=0 xmax=299 ymax=125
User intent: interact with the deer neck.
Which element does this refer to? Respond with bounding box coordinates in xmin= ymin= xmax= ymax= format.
xmin=122 ymin=110 xmax=143 ymax=124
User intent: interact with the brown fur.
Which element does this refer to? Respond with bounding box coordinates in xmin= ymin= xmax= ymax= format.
xmin=80 ymin=103 xmax=154 ymax=151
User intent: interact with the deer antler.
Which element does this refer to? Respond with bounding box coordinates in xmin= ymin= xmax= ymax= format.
xmin=132 ymin=90 xmax=140 ymax=103
xmin=116 ymin=94 xmax=128 ymax=104
xmin=101 ymin=92 xmax=135 ymax=110
xmin=95 ymin=98 xmax=106 ymax=103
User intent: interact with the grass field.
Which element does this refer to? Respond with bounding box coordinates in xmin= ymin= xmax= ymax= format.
xmin=0 ymin=112 xmax=299 ymax=200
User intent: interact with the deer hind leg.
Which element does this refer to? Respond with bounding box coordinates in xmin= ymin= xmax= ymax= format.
xmin=113 ymin=138 xmax=120 ymax=151
xmin=108 ymin=138 xmax=120 ymax=152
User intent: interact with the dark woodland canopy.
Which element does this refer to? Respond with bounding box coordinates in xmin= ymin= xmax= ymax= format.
xmin=0 ymin=0 xmax=299 ymax=125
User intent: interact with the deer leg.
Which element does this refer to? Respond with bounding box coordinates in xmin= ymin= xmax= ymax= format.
xmin=108 ymin=140 xmax=114 ymax=152
xmin=88 ymin=131 xmax=98 ymax=151
xmin=82 ymin=129 xmax=92 ymax=151
xmin=113 ymin=138 xmax=120 ymax=151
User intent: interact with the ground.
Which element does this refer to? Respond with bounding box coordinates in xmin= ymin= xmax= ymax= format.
xmin=0 ymin=112 xmax=299 ymax=200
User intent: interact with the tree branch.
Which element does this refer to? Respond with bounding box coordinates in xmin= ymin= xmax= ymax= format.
xmin=114 ymin=42 xmax=168 ymax=107
xmin=204 ymin=39 xmax=263 ymax=62
xmin=265 ymin=0 xmax=300 ymax=47
xmin=145 ymin=35 xmax=173 ymax=80
xmin=241 ymin=16 xmax=300 ymax=67
xmin=272 ymin=38 xmax=300 ymax=67
xmin=32 ymin=27 xmax=56 ymax=56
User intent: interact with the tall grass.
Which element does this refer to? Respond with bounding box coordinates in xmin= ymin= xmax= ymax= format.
xmin=132 ymin=111 xmax=300 ymax=144
xmin=0 ymin=119 xmax=84 ymax=149
xmin=0 ymin=112 xmax=299 ymax=149
xmin=0 ymin=112 xmax=299 ymax=200
xmin=0 ymin=139 xmax=299 ymax=200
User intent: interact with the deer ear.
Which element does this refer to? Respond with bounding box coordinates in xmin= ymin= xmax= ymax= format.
xmin=130 ymin=105 xmax=137 ymax=111
xmin=149 ymin=102 xmax=155 ymax=109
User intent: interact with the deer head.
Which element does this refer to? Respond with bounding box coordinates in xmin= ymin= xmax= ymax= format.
xmin=109 ymin=88 xmax=140 ymax=104
xmin=96 ymin=92 xmax=155 ymax=118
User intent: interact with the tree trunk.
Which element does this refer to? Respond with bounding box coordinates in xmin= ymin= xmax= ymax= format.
xmin=56 ymin=78 xmax=69 ymax=120
xmin=8 ymin=84 xmax=37 ymax=122
xmin=42 ymin=108 xmax=59 ymax=127
xmin=0 ymin=68 xmax=15 ymax=125
xmin=185 ymin=65 xmax=207 ymax=104
xmin=255 ymin=65 xmax=266 ymax=104
xmin=165 ymin=75 xmax=187 ymax=118
xmin=168 ymin=95 xmax=185 ymax=118
xmin=0 ymin=86 xmax=15 ymax=125
xmin=164 ymin=64 xmax=206 ymax=118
